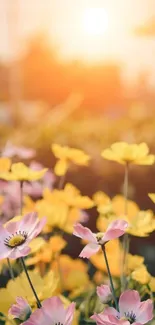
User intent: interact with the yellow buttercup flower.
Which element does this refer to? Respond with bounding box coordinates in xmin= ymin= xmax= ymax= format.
xmin=96 ymin=193 xmax=139 ymax=219
xmin=131 ymin=265 xmax=151 ymax=285
xmin=0 ymin=162 xmax=47 ymax=181
xmin=0 ymin=270 xmax=58 ymax=315
xmin=34 ymin=185 xmax=93 ymax=233
xmin=51 ymin=144 xmax=90 ymax=176
xmin=127 ymin=254 xmax=144 ymax=274
xmin=97 ymin=194 xmax=155 ymax=237
xmin=101 ymin=142 xmax=155 ymax=165
xmin=62 ymin=183 xmax=94 ymax=209
xmin=148 ymin=193 xmax=155 ymax=203
xmin=0 ymin=157 xmax=11 ymax=172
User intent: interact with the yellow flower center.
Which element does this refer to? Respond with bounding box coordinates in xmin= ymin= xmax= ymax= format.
xmin=5 ymin=234 xmax=26 ymax=248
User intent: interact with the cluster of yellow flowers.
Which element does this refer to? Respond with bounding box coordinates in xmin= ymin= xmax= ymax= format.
xmin=0 ymin=141 xmax=155 ymax=324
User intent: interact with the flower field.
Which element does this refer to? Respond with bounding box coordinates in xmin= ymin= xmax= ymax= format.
xmin=0 ymin=140 xmax=155 ymax=325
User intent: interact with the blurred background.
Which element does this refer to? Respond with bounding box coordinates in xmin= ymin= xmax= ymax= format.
xmin=0 ymin=0 xmax=155 ymax=269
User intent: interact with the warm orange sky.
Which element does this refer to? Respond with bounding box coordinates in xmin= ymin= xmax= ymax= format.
xmin=1 ymin=0 xmax=155 ymax=82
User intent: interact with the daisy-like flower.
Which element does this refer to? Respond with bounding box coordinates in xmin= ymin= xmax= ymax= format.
xmin=97 ymin=285 xmax=112 ymax=304
xmin=73 ymin=219 xmax=128 ymax=258
xmin=101 ymin=142 xmax=155 ymax=165
xmin=22 ymin=296 xmax=75 ymax=325
xmin=0 ymin=162 xmax=47 ymax=181
xmin=91 ymin=290 xmax=153 ymax=325
xmin=0 ymin=212 xmax=46 ymax=259
xmin=51 ymin=143 xmax=90 ymax=176
xmin=9 ymin=297 xmax=32 ymax=321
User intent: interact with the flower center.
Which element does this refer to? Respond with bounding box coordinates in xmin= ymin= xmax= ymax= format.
xmin=4 ymin=232 xmax=27 ymax=248
xmin=124 ymin=311 xmax=136 ymax=323
xmin=96 ymin=232 xmax=104 ymax=243
xmin=54 ymin=323 xmax=63 ymax=325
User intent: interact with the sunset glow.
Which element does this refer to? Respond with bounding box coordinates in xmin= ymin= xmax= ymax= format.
xmin=82 ymin=8 xmax=109 ymax=36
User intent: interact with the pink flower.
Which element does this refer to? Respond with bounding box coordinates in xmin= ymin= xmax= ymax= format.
xmin=73 ymin=219 xmax=128 ymax=258
xmin=2 ymin=142 xmax=35 ymax=159
xmin=22 ymin=296 xmax=75 ymax=325
xmin=0 ymin=212 xmax=46 ymax=259
xmin=91 ymin=290 xmax=153 ymax=325
xmin=9 ymin=297 xmax=31 ymax=321
xmin=97 ymin=285 xmax=112 ymax=304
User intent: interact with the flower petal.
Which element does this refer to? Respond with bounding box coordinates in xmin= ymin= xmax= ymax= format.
xmin=102 ymin=220 xmax=128 ymax=244
xmin=28 ymin=217 xmax=46 ymax=240
xmin=18 ymin=212 xmax=38 ymax=233
xmin=97 ymin=285 xmax=112 ymax=304
xmin=79 ymin=243 xmax=100 ymax=258
xmin=9 ymin=246 xmax=31 ymax=259
xmin=73 ymin=223 xmax=97 ymax=243
xmin=64 ymin=302 xmax=76 ymax=325
xmin=136 ymin=300 xmax=153 ymax=324
xmin=119 ymin=290 xmax=141 ymax=318
xmin=54 ymin=159 xmax=68 ymax=176
xmin=42 ymin=297 xmax=66 ymax=324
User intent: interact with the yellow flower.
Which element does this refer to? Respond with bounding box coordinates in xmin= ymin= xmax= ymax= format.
xmin=0 ymin=157 xmax=11 ymax=172
xmin=90 ymin=240 xmax=122 ymax=277
xmin=51 ymin=144 xmax=90 ymax=176
xmin=49 ymin=235 xmax=67 ymax=253
xmin=0 ymin=162 xmax=47 ymax=181
xmin=127 ymin=254 xmax=144 ymax=273
xmin=62 ymin=183 xmax=94 ymax=209
xmin=149 ymin=276 xmax=155 ymax=292
xmin=148 ymin=193 xmax=155 ymax=203
xmin=23 ymin=195 xmax=36 ymax=214
xmin=0 ymin=270 xmax=58 ymax=315
xmin=131 ymin=265 xmax=151 ymax=284
xmin=34 ymin=185 xmax=93 ymax=233
xmin=52 ymin=254 xmax=89 ymax=292
xmin=29 ymin=237 xmax=46 ymax=254
xmin=27 ymin=236 xmax=67 ymax=267
xmin=97 ymin=194 xmax=155 ymax=237
xmin=128 ymin=210 xmax=155 ymax=237
xmin=93 ymin=191 xmax=110 ymax=206
xmin=101 ymin=142 xmax=155 ymax=165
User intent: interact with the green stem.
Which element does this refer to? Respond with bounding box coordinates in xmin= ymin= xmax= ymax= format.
xmin=102 ymin=246 xmax=118 ymax=311
xmin=7 ymin=258 xmax=14 ymax=280
xmin=20 ymin=257 xmax=42 ymax=308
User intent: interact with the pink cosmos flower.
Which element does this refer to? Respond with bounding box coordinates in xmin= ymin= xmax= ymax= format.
xmin=22 ymin=296 xmax=75 ymax=325
xmin=2 ymin=142 xmax=35 ymax=159
xmin=73 ymin=219 xmax=128 ymax=258
xmin=9 ymin=297 xmax=31 ymax=321
xmin=0 ymin=212 xmax=46 ymax=259
xmin=91 ymin=290 xmax=153 ymax=325
xmin=97 ymin=285 xmax=112 ymax=304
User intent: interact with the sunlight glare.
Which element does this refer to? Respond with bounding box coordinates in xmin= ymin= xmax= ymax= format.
xmin=82 ymin=7 xmax=109 ymax=36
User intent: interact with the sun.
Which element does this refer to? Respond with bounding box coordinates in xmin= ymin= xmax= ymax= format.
xmin=82 ymin=7 xmax=109 ymax=36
